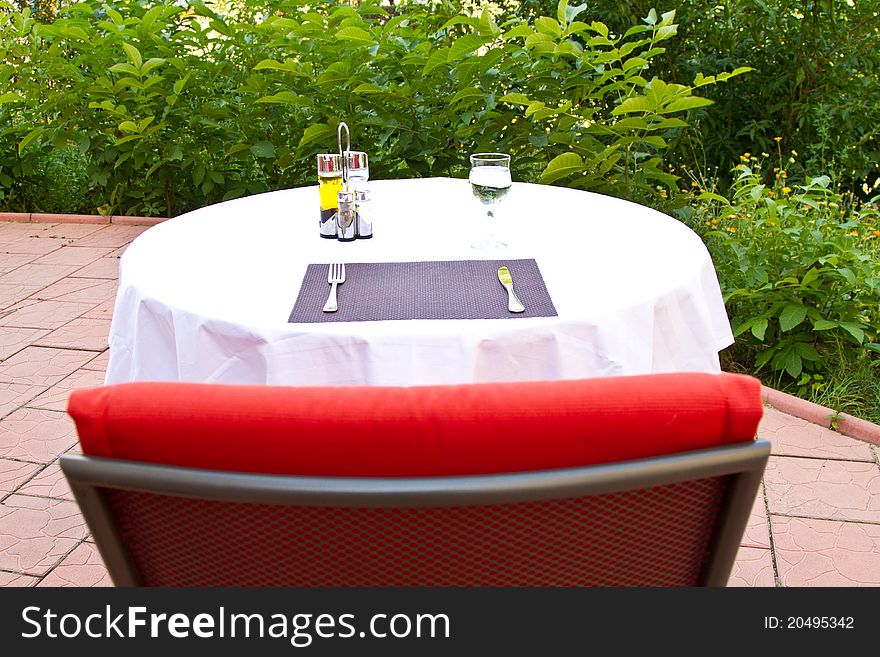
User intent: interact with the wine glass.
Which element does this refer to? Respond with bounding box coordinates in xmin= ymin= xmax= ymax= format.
xmin=469 ymin=152 xmax=512 ymax=250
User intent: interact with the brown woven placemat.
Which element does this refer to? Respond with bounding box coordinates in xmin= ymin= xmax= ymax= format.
xmin=288 ymin=259 xmax=557 ymax=323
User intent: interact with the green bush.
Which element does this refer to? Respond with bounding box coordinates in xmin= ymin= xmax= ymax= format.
xmin=565 ymin=0 xmax=880 ymax=197
xmin=681 ymin=151 xmax=880 ymax=387
xmin=0 ymin=0 xmax=744 ymax=216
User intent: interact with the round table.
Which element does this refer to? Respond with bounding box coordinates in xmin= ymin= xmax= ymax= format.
xmin=105 ymin=177 xmax=733 ymax=386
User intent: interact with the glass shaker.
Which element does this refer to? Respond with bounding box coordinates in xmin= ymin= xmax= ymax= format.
xmin=336 ymin=190 xmax=357 ymax=242
xmin=317 ymin=153 xmax=343 ymax=239
xmin=355 ymin=188 xmax=372 ymax=239
xmin=345 ymin=151 xmax=368 ymax=191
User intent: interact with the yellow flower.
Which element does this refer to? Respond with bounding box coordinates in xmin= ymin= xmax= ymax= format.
xmin=849 ymin=230 xmax=858 ymax=236
xmin=774 ymin=136 xmax=782 ymax=142
xmin=659 ymin=189 xmax=667 ymax=198
xmin=692 ymin=181 xmax=699 ymax=187
xmin=874 ymin=230 xmax=880 ymax=237
xmin=782 ymin=186 xmax=791 ymax=194
xmin=727 ymin=227 xmax=737 ymax=233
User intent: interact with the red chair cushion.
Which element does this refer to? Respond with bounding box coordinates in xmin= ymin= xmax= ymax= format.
xmin=67 ymin=373 xmax=762 ymax=477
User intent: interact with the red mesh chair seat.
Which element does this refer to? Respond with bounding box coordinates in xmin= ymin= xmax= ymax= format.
xmin=61 ymin=372 xmax=769 ymax=587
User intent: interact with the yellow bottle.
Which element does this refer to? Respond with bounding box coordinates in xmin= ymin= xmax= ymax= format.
xmin=317 ymin=154 xmax=344 ymax=238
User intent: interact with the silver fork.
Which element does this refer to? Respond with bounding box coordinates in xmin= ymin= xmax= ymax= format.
xmin=322 ymin=263 xmax=346 ymax=312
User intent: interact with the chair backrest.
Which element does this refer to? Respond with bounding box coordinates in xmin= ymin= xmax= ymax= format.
xmin=61 ymin=372 xmax=769 ymax=587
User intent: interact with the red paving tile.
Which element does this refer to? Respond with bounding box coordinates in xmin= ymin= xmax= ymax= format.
xmin=0 ymin=346 xmax=96 ymax=386
xmin=764 ymin=456 xmax=880 ymax=523
xmin=71 ymin=225 xmax=149 ymax=248
xmin=28 ymin=277 xmax=116 ymax=304
xmin=0 ymin=327 xmax=50 ymax=361
xmin=0 ymin=458 xmax=41 ymax=496
xmin=2 ymin=237 xmax=67 ymax=256
xmin=37 ymin=541 xmax=111 ymax=587
xmin=38 ymin=224 xmax=105 ymax=240
xmin=18 ymin=461 xmax=73 ymax=500
xmin=0 ymin=494 xmax=88 ymax=576
xmin=32 ymin=246 xmax=115 ymax=267
xmin=0 ymin=253 xmax=36 ymax=274
xmin=771 ymin=516 xmax=880 ymax=586
xmin=728 ymin=547 xmax=776 ymax=587
xmin=0 ymin=381 xmax=46 ymax=420
xmin=33 ymin=317 xmax=111 ymax=352
xmin=0 ymin=408 xmax=79 ymax=462
xmin=81 ymin=297 xmax=116 ymax=320
xmin=0 ymin=299 xmax=96 ymax=329
xmin=762 ymin=411 xmax=875 ymax=461
xmin=0 ymin=283 xmax=40 ymax=310
xmin=81 ymin=350 xmax=110 ymax=372
xmin=0 ymin=262 xmax=80 ymax=289
xmin=0 ymin=571 xmax=39 ymax=586
xmin=741 ymin=483 xmax=770 ymax=549
xmin=71 ymin=257 xmax=120 ymax=280
xmin=28 ymin=368 xmax=106 ymax=412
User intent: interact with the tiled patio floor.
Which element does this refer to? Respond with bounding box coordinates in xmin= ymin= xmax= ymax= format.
xmin=1 ymin=220 xmax=879 ymax=587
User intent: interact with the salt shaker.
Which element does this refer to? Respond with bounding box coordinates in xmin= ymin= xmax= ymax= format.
xmin=355 ymin=188 xmax=373 ymax=239
xmin=336 ymin=190 xmax=357 ymax=242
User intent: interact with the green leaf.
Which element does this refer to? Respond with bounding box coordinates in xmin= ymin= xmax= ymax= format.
xmin=800 ymin=268 xmax=820 ymax=286
xmin=541 ymin=152 xmax=586 ymax=184
xmin=838 ymin=322 xmax=865 ymax=344
xmin=535 ymin=17 xmax=562 ymax=37
xmin=141 ymin=58 xmax=166 ymax=75
xmin=109 ymin=62 xmax=141 ymax=76
xmin=696 ymin=192 xmax=730 ymax=204
xmin=751 ymin=318 xmax=769 ymax=340
xmin=335 ymin=26 xmax=374 ymax=46
xmin=622 ymin=57 xmax=648 ymax=72
xmin=835 ymin=268 xmax=857 ymax=285
xmin=250 ymin=142 xmax=275 ymax=158
xmin=499 ymin=93 xmax=530 ymax=106
xmin=18 ymin=128 xmax=44 ymax=155
xmin=784 ymin=351 xmax=803 ymax=378
xmin=525 ymin=101 xmax=546 ymax=117
xmin=663 ymin=96 xmax=713 ymax=113
xmin=779 ymin=304 xmax=808 ymax=332
xmin=0 ymin=92 xmax=25 ymax=104
xmin=423 ymin=48 xmax=449 ymax=75
xmin=655 ymin=24 xmax=678 ymax=40
xmin=122 ymin=42 xmax=143 ymax=70
xmin=612 ymin=95 xmax=655 ymax=115
xmin=297 ymin=123 xmax=335 ymax=152
xmin=448 ymin=34 xmax=491 ymax=61
xmin=811 ymin=319 xmax=837 ymax=330
xmin=256 ymin=91 xmax=308 ymax=105
xmin=795 ymin=342 xmax=821 ymax=361
xmin=503 ymin=24 xmax=533 ymax=40
xmin=449 ymin=87 xmax=483 ymax=106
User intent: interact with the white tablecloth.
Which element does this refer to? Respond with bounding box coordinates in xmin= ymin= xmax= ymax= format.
xmin=106 ymin=178 xmax=733 ymax=386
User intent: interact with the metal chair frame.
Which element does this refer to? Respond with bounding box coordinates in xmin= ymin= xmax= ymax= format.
xmin=61 ymin=438 xmax=770 ymax=587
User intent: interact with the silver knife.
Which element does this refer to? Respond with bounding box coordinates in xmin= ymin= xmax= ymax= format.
xmin=497 ymin=266 xmax=525 ymax=313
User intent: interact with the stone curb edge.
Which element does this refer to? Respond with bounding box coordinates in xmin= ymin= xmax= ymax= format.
xmin=0 ymin=212 xmax=168 ymax=226
xmin=762 ymin=385 xmax=880 ymax=447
